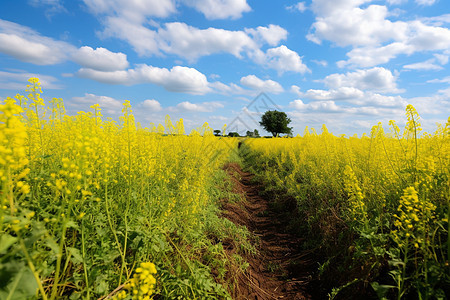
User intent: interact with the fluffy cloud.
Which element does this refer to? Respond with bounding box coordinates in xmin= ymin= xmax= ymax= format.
xmin=307 ymin=1 xmax=450 ymax=67
xmin=73 ymin=46 xmax=129 ymax=71
xmin=0 ymin=70 xmax=62 ymax=90
xmin=252 ymin=45 xmax=310 ymax=74
xmin=158 ymin=22 xmax=256 ymax=61
xmin=0 ymin=19 xmax=75 ymax=65
xmin=415 ymin=0 xmax=437 ymax=6
xmin=290 ymin=99 xmax=341 ymax=112
xmin=69 ymin=93 xmax=123 ymax=115
xmin=323 ymin=67 xmax=401 ymax=93
xmin=291 ymin=67 xmax=406 ymax=110
xmin=81 ymin=2 xmax=302 ymax=72
xmin=183 ymin=0 xmax=251 ymax=20
xmin=240 ymin=75 xmax=284 ymax=93
xmin=141 ymin=99 xmax=162 ymax=111
xmin=83 ymin=0 xmax=176 ymax=20
xmin=101 ymin=17 xmax=160 ymax=57
xmin=245 ymin=24 xmax=288 ymax=46
xmin=172 ymin=101 xmax=224 ymax=112
xmin=77 ymin=65 xmax=211 ymax=95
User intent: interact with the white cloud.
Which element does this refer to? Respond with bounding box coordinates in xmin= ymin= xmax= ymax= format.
xmin=415 ymin=0 xmax=437 ymax=6
xmin=290 ymin=99 xmax=341 ymax=112
xmin=286 ymin=2 xmax=307 ymax=12
xmin=253 ymin=45 xmax=310 ymax=74
xmin=172 ymin=101 xmax=224 ymax=112
xmin=308 ymin=1 xmax=450 ymax=68
xmin=69 ymin=93 xmax=123 ymax=115
xmin=299 ymin=87 xmax=406 ymax=108
xmin=302 ymin=87 xmax=364 ymax=100
xmin=421 ymin=14 xmax=450 ymax=26
xmin=427 ymin=76 xmax=450 ymax=83
xmin=404 ymin=59 xmax=443 ymax=70
xmin=182 ymin=0 xmax=251 ymax=20
xmin=28 ymin=0 xmax=67 ymax=17
xmin=101 ymin=17 xmax=160 ymax=57
xmin=323 ymin=67 xmax=402 ymax=93
xmin=141 ymin=99 xmax=162 ymax=111
xmin=0 ymin=70 xmax=62 ymax=90
xmin=83 ymin=0 xmax=176 ymax=20
xmin=77 ymin=65 xmax=211 ymax=95
xmin=312 ymin=59 xmax=328 ymax=67
xmin=337 ymin=43 xmax=413 ymax=68
xmin=434 ymin=53 xmax=449 ymax=65
xmin=308 ymin=4 xmax=407 ymax=47
xmin=240 ymin=75 xmax=284 ymax=93
xmin=245 ymin=24 xmax=288 ymax=46
xmin=386 ymin=0 xmax=407 ymax=5
xmin=290 ymin=85 xmax=302 ymax=96
xmin=158 ymin=22 xmax=256 ymax=61
xmin=0 ymin=19 xmax=75 ymax=65
xmin=73 ymin=46 xmax=129 ymax=71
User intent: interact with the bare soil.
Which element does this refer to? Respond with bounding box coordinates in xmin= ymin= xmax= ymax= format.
xmin=221 ymin=163 xmax=317 ymax=300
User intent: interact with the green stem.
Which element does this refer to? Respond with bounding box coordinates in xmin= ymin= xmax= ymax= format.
xmin=50 ymin=218 xmax=67 ymax=300
xmin=81 ymin=220 xmax=90 ymax=300
xmin=19 ymin=240 xmax=48 ymax=300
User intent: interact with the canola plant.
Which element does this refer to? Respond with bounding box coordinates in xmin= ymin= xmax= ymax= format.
xmin=0 ymin=78 xmax=238 ymax=299
xmin=243 ymin=106 xmax=449 ymax=299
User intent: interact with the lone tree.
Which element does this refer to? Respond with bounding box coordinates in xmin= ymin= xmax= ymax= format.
xmin=260 ymin=110 xmax=293 ymax=137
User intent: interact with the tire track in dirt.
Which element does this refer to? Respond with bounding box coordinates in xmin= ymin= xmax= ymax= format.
xmin=221 ymin=163 xmax=316 ymax=300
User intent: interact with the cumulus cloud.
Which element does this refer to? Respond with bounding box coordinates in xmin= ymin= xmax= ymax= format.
xmin=290 ymin=67 xmax=407 ymax=111
xmin=69 ymin=93 xmax=123 ymax=115
xmin=182 ymin=0 xmax=251 ymax=20
xmin=307 ymin=1 xmax=450 ymax=67
xmin=77 ymin=65 xmax=211 ymax=95
xmin=83 ymin=0 xmax=176 ymax=20
xmin=252 ymin=45 xmax=310 ymax=74
xmin=0 ymin=70 xmax=62 ymax=90
xmin=158 ymin=22 xmax=256 ymax=61
xmin=0 ymin=19 xmax=76 ymax=65
xmin=290 ymin=99 xmax=341 ymax=112
xmin=73 ymin=46 xmax=129 ymax=71
xmin=323 ymin=67 xmax=402 ymax=93
xmin=415 ymin=0 xmax=437 ymax=6
xmin=245 ymin=24 xmax=288 ymax=46
xmin=101 ymin=17 xmax=160 ymax=57
xmin=240 ymin=75 xmax=283 ymax=93
xmin=141 ymin=99 xmax=162 ymax=111
xmin=171 ymin=101 xmax=224 ymax=112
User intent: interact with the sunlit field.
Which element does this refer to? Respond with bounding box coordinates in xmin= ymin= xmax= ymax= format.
xmin=1 ymin=78 xmax=449 ymax=299
xmin=1 ymin=78 xmax=243 ymax=299
xmin=243 ymin=108 xmax=449 ymax=299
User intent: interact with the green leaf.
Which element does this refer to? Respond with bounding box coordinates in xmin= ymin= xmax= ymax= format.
xmin=371 ymin=282 xmax=396 ymax=300
xmin=0 ymin=266 xmax=38 ymax=300
xmin=0 ymin=235 xmax=18 ymax=254
xmin=67 ymin=247 xmax=83 ymax=264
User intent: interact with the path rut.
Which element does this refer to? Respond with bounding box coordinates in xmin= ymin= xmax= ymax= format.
xmin=221 ymin=163 xmax=316 ymax=300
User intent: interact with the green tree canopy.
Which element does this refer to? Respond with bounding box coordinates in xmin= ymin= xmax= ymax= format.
xmin=259 ymin=110 xmax=293 ymax=137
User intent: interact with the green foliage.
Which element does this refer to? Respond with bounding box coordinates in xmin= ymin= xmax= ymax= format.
xmin=259 ymin=110 xmax=293 ymax=137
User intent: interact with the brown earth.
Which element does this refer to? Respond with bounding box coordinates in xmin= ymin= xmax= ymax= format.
xmin=221 ymin=163 xmax=317 ymax=300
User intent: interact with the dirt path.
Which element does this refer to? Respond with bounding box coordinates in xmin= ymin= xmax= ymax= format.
xmin=222 ymin=163 xmax=316 ymax=300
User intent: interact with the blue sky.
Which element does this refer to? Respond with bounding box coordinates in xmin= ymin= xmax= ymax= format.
xmin=0 ymin=0 xmax=449 ymax=136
